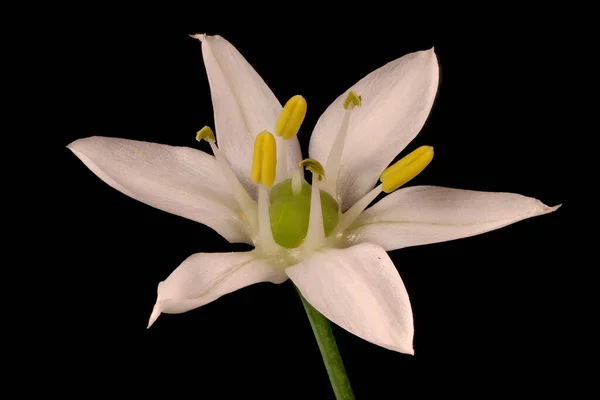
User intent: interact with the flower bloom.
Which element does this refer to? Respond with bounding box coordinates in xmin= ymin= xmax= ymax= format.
xmin=68 ymin=35 xmax=559 ymax=354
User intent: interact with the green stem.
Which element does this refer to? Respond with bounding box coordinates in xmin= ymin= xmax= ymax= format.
xmin=295 ymin=286 xmax=355 ymax=400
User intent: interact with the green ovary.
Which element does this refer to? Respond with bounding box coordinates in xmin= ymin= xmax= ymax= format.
xmin=269 ymin=179 xmax=339 ymax=248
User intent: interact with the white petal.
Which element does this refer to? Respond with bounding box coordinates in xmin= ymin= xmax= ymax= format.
xmin=286 ymin=243 xmax=414 ymax=354
xmin=346 ymin=185 xmax=561 ymax=251
xmin=199 ymin=35 xmax=302 ymax=195
xmin=68 ymin=136 xmax=251 ymax=243
xmin=309 ymin=48 xmax=439 ymax=210
xmin=148 ymin=250 xmax=287 ymax=327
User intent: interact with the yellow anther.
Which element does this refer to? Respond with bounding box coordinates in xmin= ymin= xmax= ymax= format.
xmin=251 ymin=134 xmax=265 ymax=184
xmin=380 ymin=146 xmax=434 ymax=193
xmin=275 ymin=95 xmax=307 ymax=140
xmin=196 ymin=126 xmax=215 ymax=142
xmin=300 ymin=158 xmax=325 ymax=181
xmin=251 ymin=131 xmax=277 ymax=187
xmin=343 ymin=91 xmax=362 ymax=110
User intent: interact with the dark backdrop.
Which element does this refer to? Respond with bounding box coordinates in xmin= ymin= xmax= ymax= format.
xmin=51 ymin=6 xmax=568 ymax=399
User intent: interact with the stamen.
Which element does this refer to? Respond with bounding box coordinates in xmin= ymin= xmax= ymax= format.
xmin=380 ymin=146 xmax=434 ymax=193
xmin=300 ymin=161 xmax=326 ymax=250
xmin=336 ymin=184 xmax=383 ymax=233
xmin=337 ymin=146 xmax=434 ymax=233
xmin=196 ymin=125 xmax=215 ymax=142
xmin=258 ymin=185 xmax=278 ymax=253
xmin=251 ymin=131 xmax=277 ymax=187
xmin=250 ymin=131 xmax=279 ymax=252
xmin=251 ymin=133 xmax=265 ymax=184
xmin=291 ymin=168 xmax=303 ymax=195
xmin=275 ymin=95 xmax=307 ymax=140
xmin=343 ymin=91 xmax=362 ymax=110
xmin=324 ymin=91 xmax=362 ymax=198
xmin=274 ymin=95 xmax=307 ymax=184
xmin=277 ymin=140 xmax=288 ymax=185
xmin=299 ymin=158 xmax=325 ymax=181
xmin=196 ymin=127 xmax=256 ymax=229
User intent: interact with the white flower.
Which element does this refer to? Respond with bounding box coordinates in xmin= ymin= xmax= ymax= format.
xmin=68 ymin=35 xmax=559 ymax=355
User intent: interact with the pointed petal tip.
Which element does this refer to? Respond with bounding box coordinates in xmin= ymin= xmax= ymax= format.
xmin=66 ymin=137 xmax=82 ymax=151
xmin=429 ymin=47 xmax=439 ymax=64
xmin=550 ymin=203 xmax=562 ymax=212
xmin=392 ymin=341 xmax=414 ymax=355
xmin=373 ymin=338 xmax=415 ymax=355
xmin=538 ymin=201 xmax=562 ymax=215
xmin=147 ymin=303 xmax=161 ymax=329
xmin=66 ymin=136 xmax=97 ymax=152
xmin=189 ymin=33 xmax=206 ymax=41
xmin=66 ymin=139 xmax=85 ymax=155
xmin=420 ymin=46 xmax=436 ymax=58
xmin=413 ymin=47 xmax=437 ymax=62
xmin=190 ymin=33 xmax=222 ymax=43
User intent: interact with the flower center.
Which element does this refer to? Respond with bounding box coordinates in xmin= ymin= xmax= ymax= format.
xmin=197 ymin=90 xmax=434 ymax=256
xmin=249 ymin=95 xmax=341 ymax=250
xmin=269 ymin=178 xmax=339 ymax=248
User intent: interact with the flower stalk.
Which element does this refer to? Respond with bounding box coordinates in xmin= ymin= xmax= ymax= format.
xmin=296 ymin=286 xmax=355 ymax=400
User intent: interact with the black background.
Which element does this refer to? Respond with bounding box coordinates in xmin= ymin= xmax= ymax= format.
xmin=49 ymin=5 xmax=570 ymax=399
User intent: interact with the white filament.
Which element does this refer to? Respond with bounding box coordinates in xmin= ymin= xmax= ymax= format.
xmin=291 ymin=167 xmax=303 ymax=194
xmin=209 ymin=142 xmax=257 ymax=229
xmin=276 ymin=137 xmax=288 ymax=185
xmin=258 ymin=185 xmax=278 ymax=253
xmin=337 ymin=184 xmax=383 ymax=234
xmin=302 ymin=175 xmax=326 ymax=251
xmin=323 ymin=108 xmax=353 ymax=199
